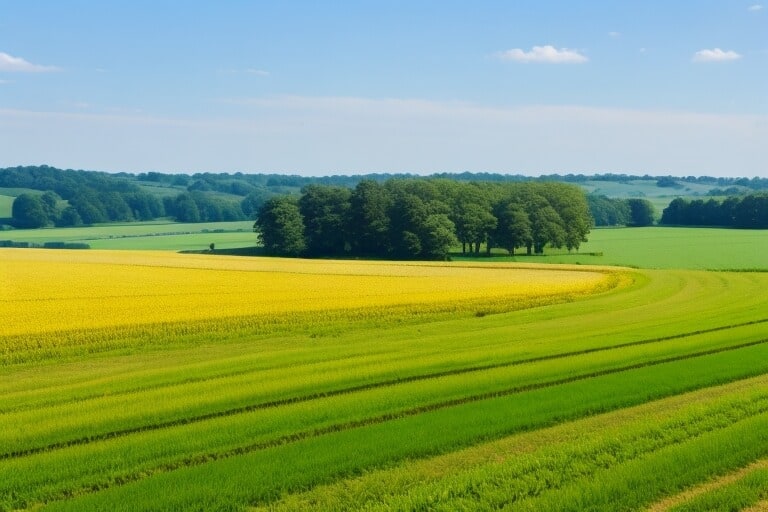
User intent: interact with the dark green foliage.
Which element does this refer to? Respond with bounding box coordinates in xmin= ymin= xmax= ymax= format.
xmin=171 ymin=194 xmax=201 ymax=223
xmin=166 ymin=192 xmax=246 ymax=223
xmin=661 ymin=193 xmax=768 ymax=228
xmin=11 ymin=194 xmax=49 ymax=228
xmin=420 ymin=214 xmax=458 ymax=260
xmin=587 ymin=194 xmax=631 ymax=226
xmin=2 ymin=166 xmax=166 ymax=227
xmin=656 ymin=176 xmax=682 ymax=188
xmin=452 ymin=183 xmax=497 ymax=255
xmin=255 ymin=196 xmax=306 ymax=256
xmin=4 ymin=165 xmax=767 ymax=233
xmin=349 ymin=180 xmax=392 ymax=256
xmin=299 ymin=185 xmax=351 ymax=256
xmin=626 ymin=198 xmax=656 ymax=226
xmin=493 ymin=201 xmax=531 ymax=255
xmin=241 ymin=188 xmax=273 ymax=219
xmin=57 ymin=206 xmax=83 ymax=227
xmin=258 ymin=179 xmax=591 ymax=260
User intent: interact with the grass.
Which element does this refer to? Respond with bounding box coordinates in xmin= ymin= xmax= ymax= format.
xmin=0 ymin=220 xmax=255 ymax=250
xmin=3 ymin=249 xmax=768 ymax=510
xmin=3 ymin=221 xmax=768 ymax=510
xmin=458 ymin=226 xmax=768 ymax=270
xmin=259 ymin=375 xmax=768 ymax=512
xmin=33 ymin=343 xmax=768 ymax=511
xmin=666 ymin=465 xmax=768 ymax=512
xmin=0 ymin=194 xmax=14 ymax=219
xmin=4 ymin=219 xmax=768 ymax=270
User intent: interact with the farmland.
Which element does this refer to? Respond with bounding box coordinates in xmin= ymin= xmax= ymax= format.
xmin=2 ymin=242 xmax=768 ymax=511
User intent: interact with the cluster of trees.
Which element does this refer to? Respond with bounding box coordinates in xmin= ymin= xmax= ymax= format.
xmin=3 ymin=166 xmax=253 ymax=227
xmin=256 ymin=179 xmax=593 ymax=260
xmin=11 ymin=190 xmax=165 ymax=228
xmin=162 ymin=192 xmax=246 ymax=223
xmin=660 ymin=194 xmax=768 ymax=228
xmin=4 ymin=166 xmax=165 ymax=228
xmin=587 ymin=195 xmax=655 ymax=227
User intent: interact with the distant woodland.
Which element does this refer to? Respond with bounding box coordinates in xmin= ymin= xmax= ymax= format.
xmin=2 ymin=165 xmax=768 ymax=239
xmin=660 ymin=195 xmax=768 ymax=228
xmin=255 ymin=180 xmax=644 ymax=260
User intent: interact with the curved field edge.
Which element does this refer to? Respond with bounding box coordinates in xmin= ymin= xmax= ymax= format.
xmin=0 ymin=264 xmax=629 ymax=366
xmin=4 ymin=263 xmax=768 ymax=510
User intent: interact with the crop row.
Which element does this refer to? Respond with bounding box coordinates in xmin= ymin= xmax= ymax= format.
xmin=4 ymin=257 xmax=768 ymax=510
xmin=265 ymin=382 xmax=768 ymax=512
xmin=4 ymin=269 xmax=762 ymax=413
xmin=3 ymin=318 xmax=767 ymax=459
xmin=2 ymin=337 xmax=767 ymax=511
xmin=21 ymin=342 xmax=768 ymax=511
xmin=666 ymin=463 xmax=768 ymax=512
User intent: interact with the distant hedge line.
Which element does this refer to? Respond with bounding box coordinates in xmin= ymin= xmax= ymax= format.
xmin=0 ymin=240 xmax=90 ymax=249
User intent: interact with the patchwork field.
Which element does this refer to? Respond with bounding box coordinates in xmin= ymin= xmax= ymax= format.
xmin=2 ymin=248 xmax=768 ymax=511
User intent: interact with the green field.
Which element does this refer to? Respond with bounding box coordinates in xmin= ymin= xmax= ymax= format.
xmin=4 ymin=250 xmax=768 ymax=510
xmin=2 ymin=220 xmax=255 ymax=251
xmin=4 ymin=218 xmax=768 ymax=510
xmin=479 ymin=227 xmax=768 ymax=270
xmin=4 ymin=221 xmax=768 ymax=270
xmin=0 ymin=194 xmax=13 ymax=219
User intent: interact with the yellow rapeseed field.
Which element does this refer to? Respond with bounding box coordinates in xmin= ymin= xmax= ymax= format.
xmin=1 ymin=249 xmax=616 ymax=339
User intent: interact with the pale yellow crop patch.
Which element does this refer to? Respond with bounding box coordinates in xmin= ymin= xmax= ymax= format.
xmin=1 ymin=249 xmax=615 ymax=337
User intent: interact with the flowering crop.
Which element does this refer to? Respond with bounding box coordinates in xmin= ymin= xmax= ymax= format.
xmin=1 ymin=249 xmax=614 ymax=340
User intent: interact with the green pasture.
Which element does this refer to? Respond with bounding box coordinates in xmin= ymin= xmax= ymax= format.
xmin=3 ymin=266 xmax=768 ymax=510
xmin=4 ymin=220 xmax=767 ymax=270
xmin=0 ymin=195 xmax=13 ymax=219
xmin=1 ymin=220 xmax=255 ymax=251
xmin=466 ymin=227 xmax=768 ymax=270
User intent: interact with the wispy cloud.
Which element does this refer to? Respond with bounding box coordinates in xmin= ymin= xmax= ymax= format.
xmin=608 ymin=31 xmax=621 ymax=39
xmin=692 ymin=48 xmax=742 ymax=62
xmin=2 ymin=100 xmax=766 ymax=176
xmin=748 ymin=4 xmax=763 ymax=11
xmin=495 ymin=45 xmax=588 ymax=64
xmin=0 ymin=52 xmax=59 ymax=72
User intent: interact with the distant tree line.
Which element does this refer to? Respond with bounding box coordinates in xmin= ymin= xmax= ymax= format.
xmin=2 ymin=166 xmax=251 ymax=228
xmin=587 ymin=195 xmax=656 ymax=227
xmin=3 ymin=165 xmax=760 ymax=231
xmin=660 ymin=194 xmax=768 ymax=228
xmin=255 ymin=179 xmax=593 ymax=260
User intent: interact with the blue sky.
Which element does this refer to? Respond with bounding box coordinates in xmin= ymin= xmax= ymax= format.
xmin=1 ymin=1 xmax=766 ymax=177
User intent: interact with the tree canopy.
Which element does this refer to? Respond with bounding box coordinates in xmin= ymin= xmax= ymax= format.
xmin=256 ymin=178 xmax=592 ymax=260
xmin=660 ymin=193 xmax=768 ymax=228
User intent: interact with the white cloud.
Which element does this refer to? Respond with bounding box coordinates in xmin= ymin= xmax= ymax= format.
xmin=748 ymin=4 xmax=763 ymax=11
xmin=608 ymin=31 xmax=621 ymax=38
xmin=495 ymin=45 xmax=588 ymax=64
xmin=0 ymin=52 xmax=59 ymax=72
xmin=692 ymin=48 xmax=742 ymax=62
